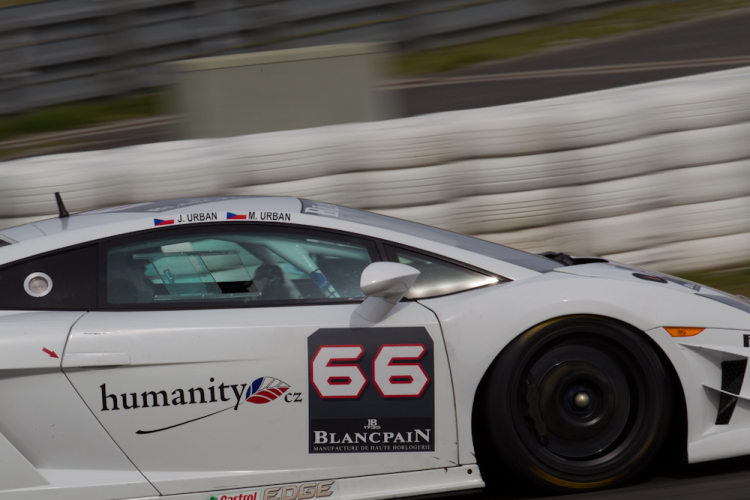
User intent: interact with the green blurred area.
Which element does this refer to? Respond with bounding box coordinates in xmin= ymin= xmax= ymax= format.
xmin=678 ymin=267 xmax=750 ymax=298
xmin=0 ymin=94 xmax=161 ymax=143
xmin=397 ymin=0 xmax=750 ymax=74
xmin=0 ymin=0 xmax=45 ymax=7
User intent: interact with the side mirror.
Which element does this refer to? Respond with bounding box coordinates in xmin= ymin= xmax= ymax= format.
xmin=355 ymin=262 xmax=420 ymax=323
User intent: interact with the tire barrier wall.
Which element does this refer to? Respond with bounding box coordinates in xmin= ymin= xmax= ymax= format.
xmin=1 ymin=66 xmax=750 ymax=274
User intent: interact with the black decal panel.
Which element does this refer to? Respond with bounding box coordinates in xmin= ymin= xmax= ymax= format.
xmin=307 ymin=327 xmax=435 ymax=453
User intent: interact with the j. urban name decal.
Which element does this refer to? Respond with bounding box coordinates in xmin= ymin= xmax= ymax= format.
xmin=153 ymin=211 xmax=220 ymax=226
xmin=99 ymin=376 xmax=300 ymax=434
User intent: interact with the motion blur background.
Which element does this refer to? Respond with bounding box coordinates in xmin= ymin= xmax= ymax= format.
xmin=2 ymin=0 xmax=750 ymax=294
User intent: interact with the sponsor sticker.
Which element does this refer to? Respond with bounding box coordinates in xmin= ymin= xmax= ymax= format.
xmin=207 ymin=481 xmax=336 ymax=500
xmin=98 ymin=375 xmax=298 ymax=434
xmin=208 ymin=489 xmax=261 ymax=500
xmin=307 ymin=327 xmax=435 ymax=453
xmin=301 ymin=201 xmax=340 ymax=218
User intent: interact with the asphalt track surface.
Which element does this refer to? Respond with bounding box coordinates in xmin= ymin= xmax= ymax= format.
xmin=441 ymin=454 xmax=750 ymax=500
xmin=398 ymin=7 xmax=750 ymax=116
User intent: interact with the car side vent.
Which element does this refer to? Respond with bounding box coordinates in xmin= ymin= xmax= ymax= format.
xmin=716 ymin=359 xmax=747 ymax=425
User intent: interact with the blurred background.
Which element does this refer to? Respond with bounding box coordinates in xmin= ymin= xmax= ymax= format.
xmin=2 ymin=0 xmax=750 ymax=294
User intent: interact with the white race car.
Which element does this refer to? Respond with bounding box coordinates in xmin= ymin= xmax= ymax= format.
xmin=0 ymin=196 xmax=748 ymax=500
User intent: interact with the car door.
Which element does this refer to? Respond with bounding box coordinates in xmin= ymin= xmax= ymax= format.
xmin=63 ymin=223 xmax=458 ymax=496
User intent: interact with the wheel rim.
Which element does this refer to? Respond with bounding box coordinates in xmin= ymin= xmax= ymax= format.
xmin=510 ymin=332 xmax=651 ymax=473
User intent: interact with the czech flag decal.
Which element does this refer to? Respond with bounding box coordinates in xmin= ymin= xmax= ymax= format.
xmin=246 ymin=377 xmax=290 ymax=404
xmin=153 ymin=219 xmax=174 ymax=226
xmin=227 ymin=212 xmax=247 ymax=220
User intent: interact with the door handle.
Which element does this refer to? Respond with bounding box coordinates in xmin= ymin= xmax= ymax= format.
xmin=63 ymin=352 xmax=131 ymax=368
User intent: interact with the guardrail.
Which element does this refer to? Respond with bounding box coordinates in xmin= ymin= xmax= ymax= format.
xmin=1 ymin=0 xmax=653 ymax=115
xmin=2 ymin=65 xmax=749 ymax=273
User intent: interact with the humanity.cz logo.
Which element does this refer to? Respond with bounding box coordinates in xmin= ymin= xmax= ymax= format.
xmin=99 ymin=376 xmax=300 ymax=434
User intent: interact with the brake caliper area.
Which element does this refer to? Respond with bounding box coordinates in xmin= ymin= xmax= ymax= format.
xmin=524 ymin=375 xmax=548 ymax=446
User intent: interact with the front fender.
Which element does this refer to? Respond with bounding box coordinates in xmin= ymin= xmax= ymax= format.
xmin=419 ymin=271 xmax=750 ymax=465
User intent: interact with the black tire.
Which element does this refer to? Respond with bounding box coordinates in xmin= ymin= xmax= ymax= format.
xmin=484 ymin=316 xmax=672 ymax=492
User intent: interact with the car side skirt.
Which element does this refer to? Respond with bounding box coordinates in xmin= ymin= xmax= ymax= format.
xmin=132 ymin=466 xmax=483 ymax=500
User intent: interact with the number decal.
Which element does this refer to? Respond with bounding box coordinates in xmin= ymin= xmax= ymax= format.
xmin=312 ymin=344 xmax=429 ymax=399
xmin=311 ymin=345 xmax=367 ymax=399
xmin=308 ymin=328 xmax=435 ymax=454
xmin=373 ymin=344 xmax=430 ymax=398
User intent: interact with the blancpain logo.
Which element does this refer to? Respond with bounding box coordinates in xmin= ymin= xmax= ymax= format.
xmin=313 ymin=429 xmax=431 ymax=445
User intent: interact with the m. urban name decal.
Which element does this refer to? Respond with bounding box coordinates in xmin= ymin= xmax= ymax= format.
xmin=99 ymin=376 xmax=299 ymax=434
xmin=247 ymin=211 xmax=291 ymax=222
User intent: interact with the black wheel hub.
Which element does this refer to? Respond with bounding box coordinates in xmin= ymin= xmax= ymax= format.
xmin=525 ymin=344 xmax=632 ymax=459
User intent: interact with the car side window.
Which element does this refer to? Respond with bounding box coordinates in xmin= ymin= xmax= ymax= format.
xmin=101 ymin=225 xmax=378 ymax=309
xmin=0 ymin=245 xmax=97 ymax=310
xmin=385 ymin=245 xmax=500 ymax=299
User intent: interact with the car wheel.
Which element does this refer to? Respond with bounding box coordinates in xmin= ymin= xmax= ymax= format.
xmin=484 ymin=316 xmax=672 ymax=492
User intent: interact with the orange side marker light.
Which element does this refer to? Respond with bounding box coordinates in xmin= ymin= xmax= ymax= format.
xmin=665 ymin=327 xmax=704 ymax=337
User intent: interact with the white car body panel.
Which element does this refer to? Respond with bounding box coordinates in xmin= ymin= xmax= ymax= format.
xmin=422 ymin=266 xmax=750 ymax=465
xmin=65 ymin=465 xmax=481 ymax=500
xmin=63 ymin=302 xmax=458 ymax=495
xmin=2 ymin=195 xmax=750 ymax=498
xmin=0 ymin=312 xmax=158 ymax=500
xmin=0 ymin=311 xmax=77 ymax=370
xmin=651 ymin=326 xmax=750 ymax=464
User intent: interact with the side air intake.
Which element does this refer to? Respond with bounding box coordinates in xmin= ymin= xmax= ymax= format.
xmin=716 ymin=359 xmax=747 ymax=425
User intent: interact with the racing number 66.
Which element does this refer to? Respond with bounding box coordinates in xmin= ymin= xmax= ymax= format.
xmin=311 ymin=344 xmax=429 ymax=399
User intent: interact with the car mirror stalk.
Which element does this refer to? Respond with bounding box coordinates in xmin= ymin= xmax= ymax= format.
xmin=355 ymin=262 xmax=420 ymax=323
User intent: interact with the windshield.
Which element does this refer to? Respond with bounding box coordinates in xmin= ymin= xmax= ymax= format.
xmin=300 ymin=200 xmax=559 ymax=273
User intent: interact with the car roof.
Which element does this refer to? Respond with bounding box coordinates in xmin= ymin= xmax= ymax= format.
xmin=0 ymin=196 xmax=555 ymax=279
xmin=0 ymin=196 xmax=300 ymax=263
xmin=0 ymin=196 xmax=301 ymax=243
